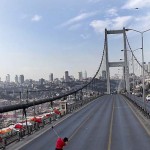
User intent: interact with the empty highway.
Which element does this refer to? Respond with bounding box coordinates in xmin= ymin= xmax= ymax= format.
xmin=11 ymin=94 xmax=150 ymax=150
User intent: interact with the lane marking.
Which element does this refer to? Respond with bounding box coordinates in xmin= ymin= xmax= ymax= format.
xmin=14 ymin=97 xmax=103 ymax=150
xmin=107 ymin=96 xmax=115 ymax=150
xmin=122 ymin=95 xmax=150 ymax=136
xmin=69 ymin=114 xmax=91 ymax=140
xmin=69 ymin=96 xmax=109 ymax=140
xmin=114 ymin=106 xmax=129 ymax=109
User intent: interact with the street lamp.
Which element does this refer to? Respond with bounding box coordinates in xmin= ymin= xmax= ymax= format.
xmin=119 ymin=59 xmax=126 ymax=92
xmin=118 ymin=67 xmax=126 ymax=91
xmin=121 ymin=48 xmax=142 ymax=95
xmin=126 ymin=28 xmax=150 ymax=110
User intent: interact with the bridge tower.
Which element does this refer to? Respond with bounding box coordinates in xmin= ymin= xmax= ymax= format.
xmin=105 ymin=28 xmax=130 ymax=94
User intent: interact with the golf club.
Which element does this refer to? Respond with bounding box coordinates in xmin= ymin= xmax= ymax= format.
xmin=51 ymin=126 xmax=59 ymax=137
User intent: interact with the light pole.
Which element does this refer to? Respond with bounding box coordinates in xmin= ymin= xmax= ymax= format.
xmin=119 ymin=59 xmax=126 ymax=92
xmin=121 ymin=48 xmax=142 ymax=94
xmin=126 ymin=28 xmax=150 ymax=110
xmin=118 ymin=68 xmax=125 ymax=92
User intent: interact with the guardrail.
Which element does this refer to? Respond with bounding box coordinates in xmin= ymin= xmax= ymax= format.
xmin=123 ymin=93 xmax=150 ymax=118
xmin=0 ymin=94 xmax=101 ymax=149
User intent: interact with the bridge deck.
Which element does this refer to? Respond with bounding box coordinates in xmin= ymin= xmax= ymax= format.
xmin=7 ymin=94 xmax=150 ymax=150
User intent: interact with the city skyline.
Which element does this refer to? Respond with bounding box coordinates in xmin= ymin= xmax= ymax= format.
xmin=0 ymin=0 xmax=150 ymax=80
xmin=0 ymin=70 xmax=89 ymax=82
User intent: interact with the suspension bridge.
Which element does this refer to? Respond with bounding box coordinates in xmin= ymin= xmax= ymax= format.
xmin=1 ymin=28 xmax=150 ymax=150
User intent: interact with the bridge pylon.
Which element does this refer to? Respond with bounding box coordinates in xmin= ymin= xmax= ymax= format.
xmin=105 ymin=28 xmax=130 ymax=94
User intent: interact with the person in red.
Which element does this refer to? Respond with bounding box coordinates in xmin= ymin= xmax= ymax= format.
xmin=55 ymin=137 xmax=68 ymax=150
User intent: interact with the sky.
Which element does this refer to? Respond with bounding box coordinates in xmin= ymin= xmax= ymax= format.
xmin=0 ymin=0 xmax=150 ymax=81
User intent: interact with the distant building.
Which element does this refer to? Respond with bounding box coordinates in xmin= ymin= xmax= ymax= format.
xmin=113 ymin=74 xmax=119 ymax=79
xmin=78 ymin=72 xmax=83 ymax=81
xmin=70 ymin=75 xmax=75 ymax=81
xmin=84 ymin=71 xmax=87 ymax=79
xmin=6 ymin=74 xmax=10 ymax=83
xmin=141 ymin=62 xmax=147 ymax=75
xmin=15 ymin=75 xmax=18 ymax=84
xmin=65 ymin=71 xmax=69 ymax=82
xmin=19 ymin=75 xmax=24 ymax=84
xmin=102 ymin=70 xmax=106 ymax=79
xmin=39 ymin=78 xmax=45 ymax=85
xmin=60 ymin=77 xmax=65 ymax=82
xmin=144 ymin=64 xmax=148 ymax=75
xmin=0 ymin=99 xmax=11 ymax=106
xmin=49 ymin=73 xmax=53 ymax=82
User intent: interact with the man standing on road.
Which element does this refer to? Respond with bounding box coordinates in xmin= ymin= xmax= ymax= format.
xmin=55 ymin=137 xmax=68 ymax=150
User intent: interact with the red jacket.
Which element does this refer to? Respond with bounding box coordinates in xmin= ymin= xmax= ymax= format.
xmin=56 ymin=138 xmax=66 ymax=149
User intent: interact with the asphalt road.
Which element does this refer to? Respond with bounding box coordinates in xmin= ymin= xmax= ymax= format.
xmin=18 ymin=94 xmax=150 ymax=150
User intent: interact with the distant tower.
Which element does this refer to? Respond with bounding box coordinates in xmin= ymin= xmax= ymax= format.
xmin=15 ymin=75 xmax=19 ymax=84
xmin=65 ymin=71 xmax=69 ymax=82
xmin=6 ymin=74 xmax=10 ymax=82
xmin=19 ymin=75 xmax=24 ymax=84
xmin=49 ymin=73 xmax=53 ymax=82
xmin=78 ymin=72 xmax=83 ymax=81
xmin=84 ymin=70 xmax=87 ymax=79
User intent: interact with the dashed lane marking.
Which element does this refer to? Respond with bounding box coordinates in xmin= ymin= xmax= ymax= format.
xmin=107 ymin=96 xmax=115 ymax=150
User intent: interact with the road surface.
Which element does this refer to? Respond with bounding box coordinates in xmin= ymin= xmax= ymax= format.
xmin=15 ymin=94 xmax=150 ymax=150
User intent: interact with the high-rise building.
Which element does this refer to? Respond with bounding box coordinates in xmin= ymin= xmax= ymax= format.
xmin=19 ymin=75 xmax=24 ymax=84
xmin=49 ymin=73 xmax=53 ymax=82
xmin=65 ymin=71 xmax=69 ymax=82
xmin=6 ymin=74 xmax=10 ymax=82
xmin=39 ymin=78 xmax=45 ymax=85
xmin=15 ymin=75 xmax=18 ymax=84
xmin=78 ymin=72 xmax=83 ymax=81
xmin=84 ymin=70 xmax=87 ymax=79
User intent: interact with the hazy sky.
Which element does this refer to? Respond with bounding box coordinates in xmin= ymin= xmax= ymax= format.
xmin=0 ymin=0 xmax=150 ymax=81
